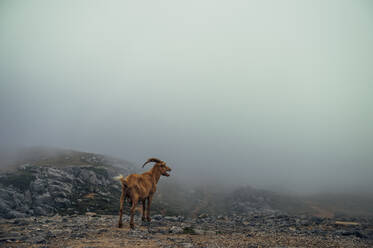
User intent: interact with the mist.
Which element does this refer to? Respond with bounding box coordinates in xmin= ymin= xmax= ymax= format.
xmin=1 ymin=0 xmax=372 ymax=194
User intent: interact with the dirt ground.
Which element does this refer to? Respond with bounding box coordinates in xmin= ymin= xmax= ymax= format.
xmin=1 ymin=214 xmax=372 ymax=248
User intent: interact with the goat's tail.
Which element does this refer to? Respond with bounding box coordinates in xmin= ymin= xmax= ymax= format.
xmin=113 ymin=174 xmax=124 ymax=181
xmin=113 ymin=174 xmax=129 ymax=187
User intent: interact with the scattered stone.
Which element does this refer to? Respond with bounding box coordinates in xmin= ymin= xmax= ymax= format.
xmin=193 ymin=229 xmax=205 ymax=235
xmin=169 ymin=226 xmax=183 ymax=234
xmin=335 ymin=221 xmax=360 ymax=226
xmin=152 ymin=214 xmax=163 ymax=221
xmin=181 ymin=243 xmax=193 ymax=248
xmin=31 ymin=235 xmax=47 ymax=244
xmin=164 ymin=216 xmax=179 ymax=222
xmin=85 ymin=212 xmax=97 ymax=217
xmin=198 ymin=213 xmax=208 ymax=219
xmin=0 ymin=214 xmax=372 ymax=247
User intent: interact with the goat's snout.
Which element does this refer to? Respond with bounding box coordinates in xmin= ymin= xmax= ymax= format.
xmin=162 ymin=166 xmax=172 ymax=177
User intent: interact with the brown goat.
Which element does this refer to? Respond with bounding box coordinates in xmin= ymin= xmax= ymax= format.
xmin=114 ymin=158 xmax=171 ymax=229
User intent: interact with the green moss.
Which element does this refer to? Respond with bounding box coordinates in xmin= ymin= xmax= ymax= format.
xmin=0 ymin=170 xmax=35 ymax=191
xmin=183 ymin=227 xmax=196 ymax=234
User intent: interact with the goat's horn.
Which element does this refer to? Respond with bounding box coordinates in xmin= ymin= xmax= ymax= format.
xmin=142 ymin=158 xmax=162 ymax=167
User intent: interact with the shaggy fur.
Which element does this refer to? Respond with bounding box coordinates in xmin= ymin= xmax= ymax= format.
xmin=114 ymin=158 xmax=171 ymax=229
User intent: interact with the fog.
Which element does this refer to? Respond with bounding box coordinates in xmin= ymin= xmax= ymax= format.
xmin=1 ymin=0 xmax=372 ymax=194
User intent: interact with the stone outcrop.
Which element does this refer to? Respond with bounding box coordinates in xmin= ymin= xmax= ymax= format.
xmin=0 ymin=154 xmax=136 ymax=219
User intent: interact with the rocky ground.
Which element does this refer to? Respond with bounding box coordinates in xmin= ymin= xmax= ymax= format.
xmin=1 ymin=212 xmax=372 ymax=248
xmin=1 ymin=149 xmax=373 ymax=247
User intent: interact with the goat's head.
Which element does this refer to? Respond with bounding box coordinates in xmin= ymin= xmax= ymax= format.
xmin=142 ymin=158 xmax=172 ymax=177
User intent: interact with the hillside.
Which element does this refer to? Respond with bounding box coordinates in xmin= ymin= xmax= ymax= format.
xmin=0 ymin=147 xmax=292 ymax=219
xmin=1 ymin=147 xmax=373 ymax=220
xmin=1 ymin=148 xmax=373 ymax=247
xmin=0 ymin=148 xmax=138 ymax=218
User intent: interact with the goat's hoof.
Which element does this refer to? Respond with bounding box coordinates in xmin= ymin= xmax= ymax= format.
xmin=130 ymin=223 xmax=135 ymax=229
xmin=118 ymin=223 xmax=123 ymax=228
xmin=147 ymin=217 xmax=151 ymax=222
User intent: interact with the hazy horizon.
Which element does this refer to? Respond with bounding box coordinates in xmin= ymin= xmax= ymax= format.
xmin=1 ymin=0 xmax=372 ymax=194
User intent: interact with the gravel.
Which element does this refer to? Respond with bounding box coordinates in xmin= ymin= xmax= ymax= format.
xmin=0 ymin=213 xmax=372 ymax=248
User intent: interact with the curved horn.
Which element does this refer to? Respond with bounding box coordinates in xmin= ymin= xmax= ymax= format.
xmin=142 ymin=158 xmax=162 ymax=167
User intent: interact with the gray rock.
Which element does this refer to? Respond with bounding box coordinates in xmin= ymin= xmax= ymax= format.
xmin=193 ymin=229 xmax=205 ymax=235
xmin=55 ymin=197 xmax=71 ymax=207
xmin=164 ymin=216 xmax=179 ymax=222
xmin=0 ymin=160 xmax=136 ymax=219
xmin=85 ymin=212 xmax=97 ymax=217
xmin=169 ymin=226 xmax=183 ymax=234
xmin=181 ymin=243 xmax=194 ymax=248
xmin=31 ymin=235 xmax=47 ymax=244
xmin=152 ymin=214 xmax=163 ymax=220
xmin=31 ymin=179 xmax=47 ymax=193
xmin=5 ymin=210 xmax=26 ymax=219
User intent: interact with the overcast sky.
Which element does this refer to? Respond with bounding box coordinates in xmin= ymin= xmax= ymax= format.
xmin=1 ymin=0 xmax=372 ymax=193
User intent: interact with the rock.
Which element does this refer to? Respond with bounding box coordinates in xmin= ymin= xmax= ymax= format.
xmin=31 ymin=179 xmax=47 ymax=193
xmin=0 ymin=236 xmax=22 ymax=242
xmin=170 ymin=226 xmax=184 ymax=234
xmin=4 ymin=210 xmax=27 ymax=219
xmin=96 ymin=228 xmax=108 ymax=234
xmin=149 ymin=228 xmax=168 ymax=234
xmin=127 ymin=229 xmax=149 ymax=238
xmin=31 ymin=235 xmax=47 ymax=244
xmin=198 ymin=213 xmax=208 ymax=219
xmin=310 ymin=216 xmax=323 ymax=225
xmin=55 ymin=197 xmax=71 ymax=207
xmin=298 ymin=219 xmax=310 ymax=226
xmin=85 ymin=212 xmax=97 ymax=217
xmin=192 ymin=228 xmax=216 ymax=235
xmin=335 ymin=230 xmax=367 ymax=239
xmin=193 ymin=229 xmax=205 ymax=235
xmin=204 ymin=230 xmax=216 ymax=235
xmin=181 ymin=243 xmax=193 ymax=248
xmin=335 ymin=220 xmax=360 ymax=226
xmin=181 ymin=223 xmax=192 ymax=228
xmin=0 ymin=157 xmax=135 ymax=219
xmin=152 ymin=215 xmax=163 ymax=220
xmin=12 ymin=219 xmax=27 ymax=226
xmin=164 ymin=216 xmax=179 ymax=222
xmin=353 ymin=231 xmax=366 ymax=239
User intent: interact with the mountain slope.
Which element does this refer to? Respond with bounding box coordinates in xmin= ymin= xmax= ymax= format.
xmin=0 ymin=148 xmax=137 ymax=218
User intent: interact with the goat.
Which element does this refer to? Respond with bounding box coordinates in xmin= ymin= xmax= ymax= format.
xmin=114 ymin=158 xmax=172 ymax=229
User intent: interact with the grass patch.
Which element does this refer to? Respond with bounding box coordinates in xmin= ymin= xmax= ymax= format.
xmin=183 ymin=227 xmax=196 ymax=234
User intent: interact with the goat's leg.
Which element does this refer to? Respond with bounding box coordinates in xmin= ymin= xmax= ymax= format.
xmin=118 ymin=186 xmax=126 ymax=228
xmin=141 ymin=199 xmax=146 ymax=221
xmin=129 ymin=198 xmax=138 ymax=229
xmin=146 ymin=195 xmax=153 ymax=222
